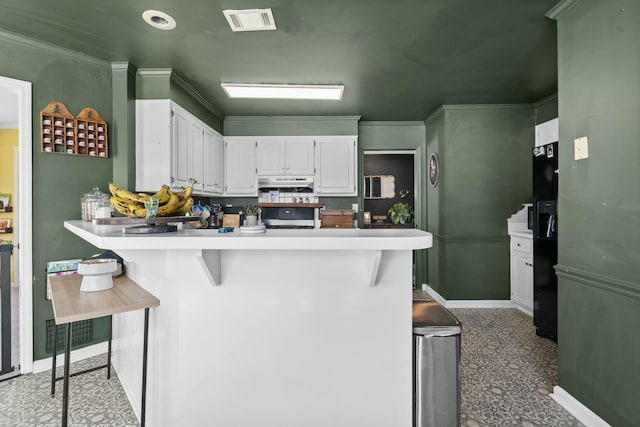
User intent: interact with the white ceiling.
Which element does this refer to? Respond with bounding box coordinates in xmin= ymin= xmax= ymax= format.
xmin=0 ymin=88 xmax=19 ymax=128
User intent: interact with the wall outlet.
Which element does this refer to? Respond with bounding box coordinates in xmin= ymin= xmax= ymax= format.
xmin=352 ymin=203 xmax=359 ymax=213
xmin=574 ymin=136 xmax=589 ymax=160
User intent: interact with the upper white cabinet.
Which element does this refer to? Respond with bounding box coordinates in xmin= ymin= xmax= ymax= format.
xmin=203 ymin=128 xmax=224 ymax=194
xmin=224 ymin=137 xmax=257 ymax=196
xmin=535 ymin=118 xmax=558 ymax=147
xmin=314 ymin=136 xmax=357 ymax=196
xmin=136 ymin=99 xmax=224 ymax=196
xmin=256 ymin=137 xmax=314 ymax=176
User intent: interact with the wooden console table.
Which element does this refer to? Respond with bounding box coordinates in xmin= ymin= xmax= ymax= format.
xmin=50 ymin=274 xmax=159 ymax=427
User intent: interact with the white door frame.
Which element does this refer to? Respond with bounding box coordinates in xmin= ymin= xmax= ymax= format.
xmin=0 ymin=76 xmax=33 ymax=373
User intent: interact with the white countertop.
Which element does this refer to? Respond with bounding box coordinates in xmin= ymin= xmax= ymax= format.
xmin=509 ymin=230 xmax=533 ymax=239
xmin=64 ymin=220 xmax=433 ymax=251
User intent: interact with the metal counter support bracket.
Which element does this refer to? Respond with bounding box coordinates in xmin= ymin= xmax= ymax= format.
xmin=369 ymin=250 xmax=382 ymax=287
xmin=197 ymin=250 xmax=221 ymax=286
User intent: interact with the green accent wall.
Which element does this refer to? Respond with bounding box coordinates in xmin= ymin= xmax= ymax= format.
xmin=0 ymin=31 xmax=113 ymax=360
xmin=223 ymin=116 xmax=360 ymax=136
xmin=425 ymin=105 xmax=534 ymax=299
xmin=111 ymin=62 xmax=136 ymax=189
xmin=358 ymin=122 xmax=427 ymax=287
xmin=534 ymin=93 xmax=558 ymax=124
xmin=136 ymin=69 xmax=223 ymax=133
xmin=550 ymin=0 xmax=640 ymax=424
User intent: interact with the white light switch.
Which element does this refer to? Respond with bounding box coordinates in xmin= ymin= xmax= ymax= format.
xmin=352 ymin=203 xmax=359 ymax=213
xmin=574 ymin=136 xmax=589 ymax=160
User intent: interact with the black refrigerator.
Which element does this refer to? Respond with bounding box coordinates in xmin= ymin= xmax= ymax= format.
xmin=532 ymin=142 xmax=558 ymax=341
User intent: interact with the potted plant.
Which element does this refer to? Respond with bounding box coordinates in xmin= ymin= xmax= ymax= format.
xmin=387 ymin=202 xmax=413 ymax=224
xmin=244 ymin=205 xmax=261 ymax=226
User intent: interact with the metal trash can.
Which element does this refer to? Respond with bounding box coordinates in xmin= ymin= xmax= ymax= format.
xmin=412 ymin=290 xmax=461 ymax=427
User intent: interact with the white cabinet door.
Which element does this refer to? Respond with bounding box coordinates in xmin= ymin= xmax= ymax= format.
xmin=510 ymin=235 xmax=533 ymax=313
xmin=203 ymin=128 xmax=224 ymax=195
xmin=314 ymin=136 xmax=357 ymax=196
xmin=256 ymin=138 xmax=285 ymax=175
xmin=535 ymin=117 xmax=559 ymax=147
xmin=172 ymin=107 xmax=192 ymax=189
xmin=224 ymin=137 xmax=257 ymax=195
xmin=286 ymin=137 xmax=315 ymax=175
xmin=136 ymin=100 xmax=172 ymax=192
xmin=190 ymin=120 xmax=205 ymax=192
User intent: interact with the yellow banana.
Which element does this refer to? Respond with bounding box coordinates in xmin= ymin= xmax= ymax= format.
xmin=175 ymin=186 xmax=193 ymax=202
xmin=175 ymin=197 xmax=194 ymax=215
xmin=108 ymin=182 xmax=120 ymax=197
xmin=110 ymin=196 xmax=134 ymax=217
xmin=132 ymin=205 xmax=147 ymax=218
xmin=116 ymin=188 xmax=150 ymax=205
xmin=153 ymin=185 xmax=171 ymax=205
xmin=158 ymin=193 xmax=179 ymax=216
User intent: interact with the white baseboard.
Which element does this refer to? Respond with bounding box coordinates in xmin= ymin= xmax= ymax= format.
xmin=31 ymin=342 xmax=108 ymax=374
xmin=421 ymin=284 xmax=516 ymax=309
xmin=551 ymin=386 xmax=611 ymax=427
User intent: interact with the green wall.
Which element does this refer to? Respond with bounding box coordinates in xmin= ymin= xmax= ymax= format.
xmin=534 ymin=93 xmax=558 ymax=124
xmin=425 ymin=105 xmax=534 ymax=299
xmin=358 ymin=122 xmax=427 ymax=287
xmin=550 ymin=0 xmax=640 ymax=424
xmin=136 ymin=69 xmax=223 ymax=133
xmin=0 ymin=30 xmax=113 ymax=360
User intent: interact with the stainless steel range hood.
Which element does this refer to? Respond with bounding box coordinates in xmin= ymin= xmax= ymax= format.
xmin=258 ymin=176 xmax=314 ymax=190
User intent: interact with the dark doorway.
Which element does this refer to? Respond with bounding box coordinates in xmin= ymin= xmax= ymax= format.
xmin=363 ymin=153 xmax=415 ymax=224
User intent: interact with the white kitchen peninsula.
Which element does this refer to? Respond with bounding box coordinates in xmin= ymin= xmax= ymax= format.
xmin=64 ymin=221 xmax=432 ymax=427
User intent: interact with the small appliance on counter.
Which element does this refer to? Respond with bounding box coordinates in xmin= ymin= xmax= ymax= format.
xmin=257 ymin=176 xmax=322 ymax=229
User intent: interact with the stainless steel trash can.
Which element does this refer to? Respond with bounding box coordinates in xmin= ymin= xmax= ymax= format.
xmin=412 ymin=292 xmax=461 ymax=427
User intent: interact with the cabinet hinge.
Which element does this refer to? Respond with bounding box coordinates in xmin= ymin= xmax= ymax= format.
xmin=171 ymin=109 xmax=175 ymax=117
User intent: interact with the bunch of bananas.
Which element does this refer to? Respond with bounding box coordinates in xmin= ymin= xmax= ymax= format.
xmin=109 ymin=183 xmax=194 ymax=218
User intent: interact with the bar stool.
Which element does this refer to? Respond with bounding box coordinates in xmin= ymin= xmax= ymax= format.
xmin=49 ymin=274 xmax=159 ymax=427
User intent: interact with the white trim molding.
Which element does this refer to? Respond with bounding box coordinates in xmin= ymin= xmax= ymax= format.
xmin=0 ymin=76 xmax=33 ymax=373
xmin=551 ymin=386 xmax=611 ymax=427
xmin=421 ymin=284 xmax=516 ymax=309
xmin=32 ymin=342 xmax=108 ymax=374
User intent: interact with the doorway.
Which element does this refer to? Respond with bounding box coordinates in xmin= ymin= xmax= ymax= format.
xmin=0 ymin=76 xmax=33 ymax=376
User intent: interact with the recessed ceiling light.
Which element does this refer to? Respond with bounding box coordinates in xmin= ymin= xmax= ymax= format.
xmin=221 ymin=83 xmax=344 ymax=100
xmin=142 ymin=10 xmax=176 ymax=30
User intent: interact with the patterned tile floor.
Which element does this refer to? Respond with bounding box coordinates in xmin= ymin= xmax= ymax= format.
xmin=451 ymin=308 xmax=583 ymax=427
xmin=0 ymin=355 xmax=138 ymax=427
xmin=0 ymin=308 xmax=582 ymax=427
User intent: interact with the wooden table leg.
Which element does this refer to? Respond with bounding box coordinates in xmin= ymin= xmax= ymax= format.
xmin=62 ymin=323 xmax=71 ymax=427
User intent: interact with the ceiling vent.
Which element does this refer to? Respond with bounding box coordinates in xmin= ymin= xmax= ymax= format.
xmin=223 ymin=8 xmax=276 ymax=32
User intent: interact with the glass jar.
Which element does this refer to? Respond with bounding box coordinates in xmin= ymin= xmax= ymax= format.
xmin=81 ymin=187 xmax=111 ymax=221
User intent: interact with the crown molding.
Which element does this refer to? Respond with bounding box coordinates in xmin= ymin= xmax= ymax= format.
xmin=0 ymin=28 xmax=109 ymax=68
xmin=170 ymin=72 xmax=223 ymax=120
xmin=111 ymin=61 xmax=137 ymax=76
xmin=534 ymin=93 xmax=558 ymax=109
xmin=546 ymin=0 xmax=581 ymax=20
xmin=224 ymin=116 xmax=361 ymax=122
xmin=359 ymin=121 xmax=425 ymax=127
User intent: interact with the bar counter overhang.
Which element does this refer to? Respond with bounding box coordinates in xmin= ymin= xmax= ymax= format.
xmin=64 ymin=220 xmax=433 ymax=427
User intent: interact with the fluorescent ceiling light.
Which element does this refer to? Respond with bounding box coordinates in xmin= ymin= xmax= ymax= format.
xmin=221 ymin=84 xmax=344 ymax=100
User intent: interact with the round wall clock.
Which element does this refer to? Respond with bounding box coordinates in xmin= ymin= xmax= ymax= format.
xmin=429 ymin=153 xmax=440 ymax=187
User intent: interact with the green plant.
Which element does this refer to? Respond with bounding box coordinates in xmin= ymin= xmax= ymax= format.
xmin=245 ymin=205 xmax=260 ymax=216
xmin=387 ymin=202 xmax=413 ymax=224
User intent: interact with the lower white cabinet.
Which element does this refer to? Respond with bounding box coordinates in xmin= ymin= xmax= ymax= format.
xmin=314 ymin=136 xmax=357 ymax=196
xmin=510 ymin=234 xmax=533 ymax=314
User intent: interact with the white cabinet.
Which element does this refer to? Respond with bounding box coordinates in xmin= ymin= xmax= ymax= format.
xmin=136 ymin=99 xmax=224 ymax=196
xmin=314 ymin=136 xmax=357 ymax=196
xmin=203 ymin=128 xmax=224 ymax=195
xmin=535 ymin=117 xmax=558 ymax=147
xmin=510 ymin=234 xmax=533 ymax=314
xmin=256 ymin=137 xmax=314 ymax=176
xmin=224 ymin=137 xmax=257 ymax=195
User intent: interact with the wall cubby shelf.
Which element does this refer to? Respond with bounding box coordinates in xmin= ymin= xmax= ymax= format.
xmin=40 ymin=102 xmax=108 ymax=158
